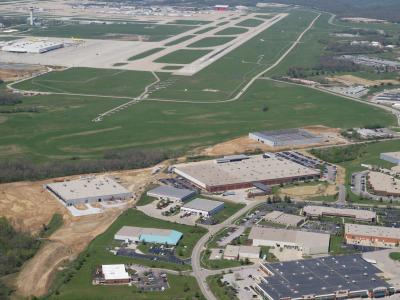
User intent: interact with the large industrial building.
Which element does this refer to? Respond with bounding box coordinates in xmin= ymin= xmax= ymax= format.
xmin=345 ymin=223 xmax=400 ymax=248
xmin=2 ymin=39 xmax=64 ymax=53
xmin=180 ymin=198 xmax=224 ymax=217
xmin=249 ymin=128 xmax=322 ymax=147
xmin=380 ymin=152 xmax=400 ymax=165
xmin=256 ymin=254 xmax=391 ymax=300
xmin=146 ymin=185 xmax=196 ymax=202
xmin=264 ymin=211 xmax=306 ymax=227
xmin=367 ymin=171 xmax=400 ymax=197
xmin=173 ymin=154 xmax=320 ymax=192
xmin=114 ymin=226 xmax=183 ymax=246
xmin=303 ymin=205 xmax=376 ymax=222
xmin=248 ymin=226 xmax=330 ymax=255
xmin=46 ymin=176 xmax=132 ymax=206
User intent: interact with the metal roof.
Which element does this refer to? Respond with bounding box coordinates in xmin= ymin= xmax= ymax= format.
xmin=182 ymin=198 xmax=224 ymax=212
xmin=147 ymin=185 xmax=195 ymax=200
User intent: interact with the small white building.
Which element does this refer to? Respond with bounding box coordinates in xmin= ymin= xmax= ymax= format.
xmin=181 ymin=198 xmax=224 ymax=217
xmin=101 ymin=264 xmax=130 ymax=284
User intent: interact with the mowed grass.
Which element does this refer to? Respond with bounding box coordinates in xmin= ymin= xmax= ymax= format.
xmin=128 ymin=48 xmax=165 ymax=61
xmin=0 ymin=80 xmax=395 ymax=161
xmin=236 ymin=18 xmax=264 ymax=27
xmin=214 ymin=27 xmax=249 ymax=35
xmin=164 ymin=35 xmax=196 ymax=46
xmin=193 ymin=27 xmax=217 ymax=34
xmin=13 ymin=68 xmax=156 ymax=97
xmin=187 ymin=36 xmax=236 ymax=48
xmin=155 ymin=49 xmax=211 ymax=64
xmin=22 ymin=23 xmax=197 ymax=41
xmin=52 ymin=272 xmax=202 ymax=300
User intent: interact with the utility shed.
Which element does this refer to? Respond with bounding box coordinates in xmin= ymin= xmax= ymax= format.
xmin=46 ymin=176 xmax=132 ymax=206
xmin=146 ymin=185 xmax=196 ymax=202
xmin=181 ymin=198 xmax=224 ymax=217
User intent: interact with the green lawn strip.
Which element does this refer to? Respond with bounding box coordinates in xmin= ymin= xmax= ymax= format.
xmin=164 ymin=35 xmax=195 ymax=46
xmin=13 ymin=67 xmax=156 ymax=98
xmin=193 ymin=27 xmax=217 ymax=34
xmin=214 ymin=27 xmax=248 ymax=35
xmin=154 ymin=49 xmax=211 ymax=64
xmin=187 ymin=36 xmax=236 ymax=48
xmin=216 ymin=21 xmax=229 ymax=26
xmin=235 ymin=18 xmax=264 ymax=27
xmin=200 ymin=250 xmax=246 ymax=270
xmin=329 ymin=235 xmax=356 ymax=255
xmin=136 ymin=184 xmax=159 ymax=206
xmin=112 ymin=62 xmax=128 ymax=66
xmin=389 ymin=252 xmax=400 ymax=261
xmin=254 ymin=14 xmax=273 ymax=20
xmin=206 ymin=274 xmax=238 ymax=300
xmin=128 ymin=48 xmax=165 ymax=61
xmin=22 ymin=23 xmax=197 ymax=41
xmin=161 ymin=65 xmax=183 ymax=70
xmin=308 ymin=194 xmax=338 ymax=203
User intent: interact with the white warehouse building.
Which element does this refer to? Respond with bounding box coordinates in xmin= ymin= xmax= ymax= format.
xmin=181 ymin=198 xmax=224 ymax=217
xmin=46 ymin=176 xmax=132 ymax=206
xmin=2 ymin=39 xmax=64 ymax=54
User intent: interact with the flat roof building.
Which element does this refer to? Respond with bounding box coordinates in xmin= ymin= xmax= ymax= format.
xmin=249 ymin=226 xmax=330 ymax=255
xmin=264 ymin=211 xmax=306 ymax=227
xmin=2 ymin=39 xmax=64 ymax=53
xmin=146 ymin=185 xmax=196 ymax=202
xmin=249 ymin=128 xmax=321 ymax=147
xmin=345 ymin=223 xmax=400 ymax=248
xmin=223 ymin=245 xmax=260 ymax=262
xmin=46 ymin=176 xmax=132 ymax=206
xmin=114 ymin=226 xmax=182 ymax=246
xmin=173 ymin=154 xmax=320 ymax=192
xmin=380 ymin=152 xmax=400 ymax=165
xmin=181 ymin=198 xmax=224 ymax=217
xmin=368 ymin=171 xmax=400 ymax=197
xmin=303 ymin=205 xmax=376 ymax=222
xmin=100 ymin=264 xmax=130 ymax=284
xmin=256 ymin=254 xmax=390 ymax=300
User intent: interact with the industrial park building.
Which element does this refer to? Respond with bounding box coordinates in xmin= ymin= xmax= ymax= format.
xmin=248 ymin=128 xmax=321 ymax=147
xmin=367 ymin=171 xmax=400 ymax=197
xmin=46 ymin=176 xmax=132 ymax=206
xmin=173 ymin=154 xmax=320 ymax=192
xmin=146 ymin=185 xmax=196 ymax=202
xmin=96 ymin=264 xmax=131 ymax=285
xmin=180 ymin=198 xmax=224 ymax=217
xmin=248 ymin=226 xmax=330 ymax=255
xmin=114 ymin=226 xmax=183 ymax=246
xmin=223 ymin=245 xmax=260 ymax=262
xmin=303 ymin=205 xmax=376 ymax=222
xmin=264 ymin=211 xmax=306 ymax=227
xmin=380 ymin=152 xmax=400 ymax=165
xmin=345 ymin=223 xmax=400 ymax=248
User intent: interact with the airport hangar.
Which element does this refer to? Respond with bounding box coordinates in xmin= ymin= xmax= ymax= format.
xmin=248 ymin=128 xmax=322 ymax=147
xmin=46 ymin=176 xmax=132 ymax=206
xmin=173 ymin=154 xmax=320 ymax=192
xmin=345 ymin=223 xmax=400 ymax=248
xmin=114 ymin=226 xmax=183 ymax=246
xmin=255 ymin=254 xmax=392 ymax=300
xmin=248 ymin=226 xmax=330 ymax=255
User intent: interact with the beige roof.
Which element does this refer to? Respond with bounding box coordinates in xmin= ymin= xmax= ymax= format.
xmin=115 ymin=226 xmax=174 ymax=238
xmin=382 ymin=152 xmax=400 ymax=159
xmin=174 ymin=155 xmax=319 ymax=187
xmin=264 ymin=211 xmax=305 ymax=226
xmin=249 ymin=227 xmax=330 ymax=248
xmin=345 ymin=223 xmax=400 ymax=239
xmin=303 ymin=205 xmax=376 ymax=220
xmin=224 ymin=245 xmax=260 ymax=257
xmin=46 ymin=176 xmax=131 ymax=201
xmin=368 ymin=171 xmax=400 ymax=194
xmin=224 ymin=245 xmax=240 ymax=257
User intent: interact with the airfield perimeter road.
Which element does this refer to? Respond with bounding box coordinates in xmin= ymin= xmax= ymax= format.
xmin=191 ymin=200 xmax=262 ymax=300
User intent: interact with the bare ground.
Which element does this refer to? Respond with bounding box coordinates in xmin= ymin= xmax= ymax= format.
xmin=327 ymin=75 xmax=400 ymax=87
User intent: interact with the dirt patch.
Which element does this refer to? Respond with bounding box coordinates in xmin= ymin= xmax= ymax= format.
xmin=200 ymin=125 xmax=348 ymax=157
xmin=0 ymin=64 xmax=48 ymax=82
xmin=327 ymin=75 xmax=400 ymax=87
xmin=279 ymin=183 xmax=338 ymax=200
xmin=0 ymin=115 xmax=7 ymax=124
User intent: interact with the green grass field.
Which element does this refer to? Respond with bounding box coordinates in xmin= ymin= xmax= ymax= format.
xmin=236 ymin=18 xmax=264 ymax=27
xmin=154 ymin=49 xmax=211 ymax=64
xmin=187 ymin=36 xmax=236 ymax=48
xmin=193 ymin=27 xmax=217 ymax=34
xmin=22 ymin=23 xmax=197 ymax=41
xmin=214 ymin=27 xmax=248 ymax=35
xmin=1 ymin=79 xmax=395 ymax=161
xmin=128 ymin=48 xmax=165 ymax=61
xmin=389 ymin=252 xmax=400 ymax=261
xmin=13 ymin=68 xmax=156 ymax=97
xmin=164 ymin=35 xmax=196 ymax=46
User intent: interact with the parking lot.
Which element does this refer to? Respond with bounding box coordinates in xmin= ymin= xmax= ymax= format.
xmin=117 ymin=248 xmax=191 ymax=266
xmin=126 ymin=264 xmax=170 ymax=291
